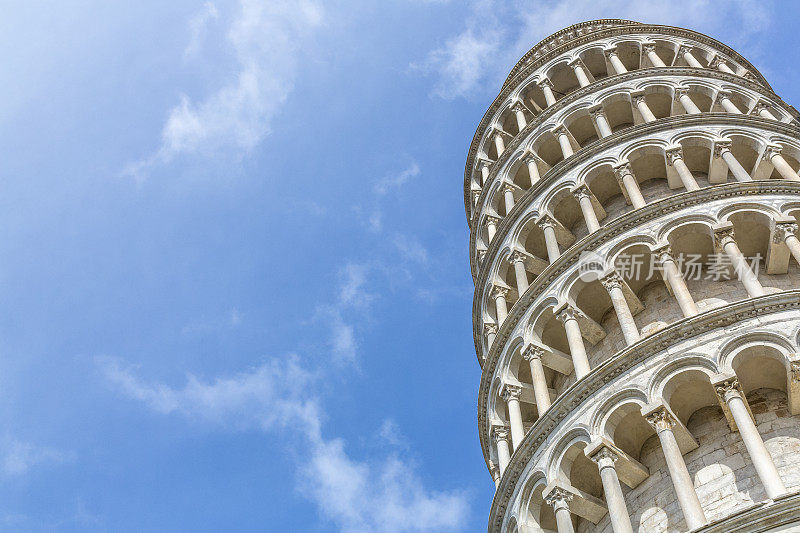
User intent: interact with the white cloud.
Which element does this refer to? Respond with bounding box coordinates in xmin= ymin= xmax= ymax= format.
xmin=184 ymin=2 xmax=219 ymax=59
xmin=374 ymin=162 xmax=420 ymax=196
xmin=0 ymin=437 xmax=71 ymax=477
xmin=125 ymin=0 xmax=324 ymax=179
xmin=393 ymin=234 xmax=429 ymax=265
xmin=99 ymin=357 xmax=469 ymax=532
xmin=418 ymin=0 xmax=775 ymax=100
xmin=97 ymin=355 xmax=322 ymax=438
xmin=300 ymin=439 xmax=468 ymax=533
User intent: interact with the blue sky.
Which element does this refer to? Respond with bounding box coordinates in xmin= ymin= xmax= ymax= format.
xmin=0 ymin=1 xmax=797 ymax=531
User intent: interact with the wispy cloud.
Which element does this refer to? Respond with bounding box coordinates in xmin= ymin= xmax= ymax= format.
xmin=125 ymin=0 xmax=324 ymax=180
xmin=184 ymin=2 xmax=219 ymax=59
xmin=417 ymin=0 xmax=775 ymax=100
xmin=0 ymin=437 xmax=71 ymax=477
xmin=98 ymin=356 xmax=469 ymax=532
xmin=374 ymin=162 xmax=420 ymax=196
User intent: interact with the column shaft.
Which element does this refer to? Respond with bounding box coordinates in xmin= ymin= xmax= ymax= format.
xmin=527 ymin=354 xmax=551 ymax=414
xmin=542 ymin=223 xmax=560 ymax=263
xmin=578 ymin=194 xmax=600 ymax=232
xmin=635 ymin=98 xmax=657 ymax=122
xmin=681 ymin=49 xmax=703 ymax=68
xmin=722 ymin=240 xmax=765 ymax=297
xmin=661 ymin=254 xmax=699 ymax=317
xmin=559 ymin=312 xmax=591 ymax=378
xmin=655 ymin=423 xmax=707 ymax=528
xmin=605 ymin=280 xmax=639 ymax=345
xmin=646 ymin=48 xmax=666 ymax=67
xmin=679 ymin=93 xmax=702 ymax=114
xmin=505 ymin=394 xmax=524 ymax=450
xmin=572 ymin=63 xmax=591 ymax=87
xmin=496 ymin=436 xmax=510 ymax=475
xmin=725 ymin=390 xmax=787 ymax=499
xmin=719 ymin=97 xmax=742 ymax=114
xmin=593 ymin=111 xmax=613 ymax=138
xmin=785 ymin=233 xmax=800 ymax=265
xmin=721 ymin=150 xmax=752 ymax=182
xmin=672 ymin=156 xmax=700 ymax=191
xmin=770 ymin=153 xmax=800 ymax=182
xmin=597 ymin=459 xmax=634 ymax=533
xmin=512 ymin=259 xmax=529 ymax=295
xmin=525 ymin=158 xmax=541 ymax=184
xmin=503 ymin=188 xmax=515 ymax=213
xmin=493 ymin=132 xmax=505 ymax=156
xmin=556 ymin=131 xmax=574 ymax=159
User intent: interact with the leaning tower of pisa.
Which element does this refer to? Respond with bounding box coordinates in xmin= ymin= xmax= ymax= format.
xmin=465 ymin=19 xmax=800 ymax=532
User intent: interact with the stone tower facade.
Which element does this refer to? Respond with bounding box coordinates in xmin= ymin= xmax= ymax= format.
xmin=465 ymin=20 xmax=800 ymax=532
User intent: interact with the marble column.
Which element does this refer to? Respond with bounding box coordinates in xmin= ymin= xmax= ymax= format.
xmin=502 ymin=384 xmax=525 ymax=449
xmin=573 ymin=185 xmax=600 ymax=232
xmin=775 ymin=221 xmax=800 ymax=266
xmin=510 ymin=251 xmax=529 ymax=295
xmin=614 ymin=162 xmax=647 ymax=209
xmin=604 ymin=47 xmax=628 ymax=74
xmin=714 ymin=377 xmax=787 ymax=499
xmin=492 ymin=286 xmax=510 ymax=324
xmin=716 ymin=90 xmax=742 ymax=114
xmin=492 ymin=426 xmax=512 ymax=475
xmin=631 ymin=90 xmax=656 ymax=122
xmin=478 ymin=159 xmax=491 ymax=185
xmin=569 ymin=57 xmax=591 ymax=87
xmin=642 ymin=42 xmax=665 ymax=67
xmin=522 ymin=344 xmax=551 ymax=414
xmin=752 ymin=100 xmax=777 ymax=120
xmin=675 ymin=87 xmax=701 ymax=114
xmin=523 ymin=152 xmax=541 ymax=184
xmin=646 ymin=407 xmax=707 ymax=529
xmin=538 ymin=215 xmax=561 ymax=263
xmin=492 ymin=128 xmax=506 ymax=156
xmin=714 ymin=140 xmax=752 ymax=182
xmin=714 ymin=224 xmax=765 ymax=297
xmin=553 ymin=125 xmax=575 ymax=159
xmin=655 ymin=246 xmax=699 ymax=317
xmin=489 ymin=461 xmax=500 ymax=489
xmin=538 ymin=78 xmax=557 ymax=106
xmin=502 ymin=184 xmax=516 ymax=213
xmin=545 ymin=488 xmax=575 ymax=533
xmin=601 ymin=273 xmax=639 ymax=345
xmin=764 ymin=144 xmax=800 ymax=182
xmin=486 ymin=216 xmax=500 ymax=242
xmin=678 ymin=44 xmax=703 ymax=68
xmin=710 ymin=55 xmax=735 ymax=74
xmin=665 ymin=146 xmax=700 ymax=191
xmin=556 ymin=306 xmax=591 ymax=379
xmin=511 ymin=101 xmax=527 ymax=132
xmin=590 ymin=448 xmax=634 ymax=533
xmin=589 ymin=104 xmax=613 ymax=138
xmin=484 ymin=323 xmax=498 ymax=350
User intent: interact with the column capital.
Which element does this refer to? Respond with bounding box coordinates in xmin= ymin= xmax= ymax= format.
xmin=510 ymin=100 xmax=526 ymax=114
xmin=641 ymin=42 xmax=657 ymax=54
xmin=603 ymin=46 xmax=619 ymax=58
xmin=589 ymin=445 xmax=620 ymax=467
xmin=674 ymin=86 xmax=691 ymax=99
xmin=630 ymin=89 xmax=647 ymax=104
xmin=677 ymin=44 xmax=694 ymax=57
xmin=488 ymin=461 xmax=499 ymax=477
xmin=613 ymin=160 xmax=633 ymax=179
xmin=491 ymin=424 xmax=510 ymax=443
xmin=477 ymin=157 xmax=493 ymax=171
xmin=520 ymin=151 xmax=538 ymax=165
xmin=774 ymin=220 xmax=799 ymax=243
xmin=477 ymin=249 xmax=487 ymax=264
xmin=600 ymin=272 xmax=624 ymax=291
xmin=483 ymin=322 xmax=498 ymax=335
xmin=665 ymin=145 xmax=684 ymax=166
xmin=544 ymin=486 xmax=573 ymax=509
xmin=501 ymin=383 xmax=523 ymax=402
xmin=588 ymin=103 xmax=606 ymax=118
xmin=751 ymin=99 xmax=771 ymax=115
xmin=567 ymin=56 xmax=583 ymax=68
xmin=713 ymin=376 xmax=743 ymax=402
xmin=713 ymin=222 xmax=737 ymax=249
xmin=743 ymin=70 xmax=758 ymax=82
xmin=486 ymin=215 xmax=501 ymax=226
xmin=645 ymin=405 xmax=676 ymax=432
xmin=501 ymin=182 xmax=516 ymax=194
xmin=536 ymin=77 xmax=554 ymax=89
xmin=653 ymin=244 xmax=675 ymax=264
xmin=716 ymin=89 xmax=732 ymax=102
xmin=509 ymin=250 xmax=527 ymax=265
xmin=521 ymin=343 xmax=546 ymax=362
xmin=536 ymin=213 xmax=556 ymax=231
xmin=710 ymin=55 xmax=728 ymax=69
xmin=471 ymin=190 xmax=481 ymax=204
xmin=551 ymin=123 xmax=570 ymax=137
xmin=571 ymin=184 xmax=592 ymax=201
xmin=791 ymin=360 xmax=800 ymax=384
xmin=764 ymin=143 xmax=783 ymax=160
xmin=491 ymin=286 xmax=509 ymax=300
xmin=555 ymin=304 xmax=584 ymax=323
xmin=713 ymin=139 xmax=733 ymax=158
